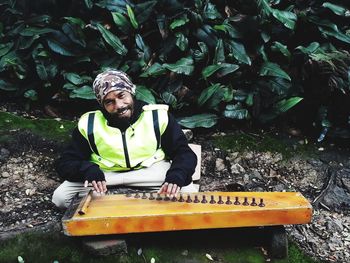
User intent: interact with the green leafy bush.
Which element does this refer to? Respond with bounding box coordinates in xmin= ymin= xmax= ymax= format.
xmin=0 ymin=0 xmax=349 ymax=139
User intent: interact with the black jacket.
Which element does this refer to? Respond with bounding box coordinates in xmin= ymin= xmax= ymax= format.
xmin=55 ymin=100 xmax=197 ymax=187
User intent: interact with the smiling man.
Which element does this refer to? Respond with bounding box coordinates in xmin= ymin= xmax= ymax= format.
xmin=52 ymin=69 xmax=197 ymax=208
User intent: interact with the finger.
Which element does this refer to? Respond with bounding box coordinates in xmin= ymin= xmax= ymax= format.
xmin=84 ymin=180 xmax=89 ymax=187
xmin=97 ymin=181 xmax=104 ymax=193
xmin=102 ymin=181 xmax=107 ymax=193
xmin=175 ymin=186 xmax=180 ymax=196
xmin=171 ymin=184 xmax=181 ymax=197
xmin=166 ymin=183 xmax=174 ymax=197
xmin=158 ymin=183 xmax=168 ymax=194
xmin=169 ymin=184 xmax=179 ymax=198
xmin=92 ymin=181 xmax=99 ymax=193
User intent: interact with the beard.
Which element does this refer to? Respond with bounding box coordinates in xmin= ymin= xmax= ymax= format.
xmin=108 ymin=105 xmax=134 ymax=130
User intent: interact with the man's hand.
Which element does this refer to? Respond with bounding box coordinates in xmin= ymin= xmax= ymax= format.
xmin=158 ymin=182 xmax=180 ymax=198
xmin=84 ymin=180 xmax=107 ymax=194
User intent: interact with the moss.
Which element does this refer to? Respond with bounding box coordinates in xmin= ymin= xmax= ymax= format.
xmin=213 ymin=133 xmax=316 ymax=159
xmin=0 ymin=111 xmax=76 ymax=143
xmin=275 ymin=242 xmax=318 ymax=263
xmin=0 ymin=231 xmax=321 ymax=263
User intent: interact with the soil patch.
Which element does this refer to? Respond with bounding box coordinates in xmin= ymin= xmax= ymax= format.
xmin=0 ymin=113 xmax=350 ymax=262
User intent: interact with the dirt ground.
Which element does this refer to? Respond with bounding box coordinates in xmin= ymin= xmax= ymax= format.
xmin=0 ymin=115 xmax=350 ymax=262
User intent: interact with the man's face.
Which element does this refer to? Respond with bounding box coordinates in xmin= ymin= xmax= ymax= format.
xmin=102 ymin=90 xmax=134 ymax=121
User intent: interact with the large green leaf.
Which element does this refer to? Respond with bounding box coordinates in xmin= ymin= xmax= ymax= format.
xmin=64 ymin=72 xmax=92 ymax=85
xmin=271 ymin=41 xmax=291 ymax=58
xmin=194 ymin=27 xmax=217 ymax=48
xmin=257 ymin=0 xmax=273 ymax=18
xmin=203 ymin=2 xmax=222 ymax=20
xmin=198 ymin=83 xmax=221 ymax=107
xmin=213 ymin=39 xmax=225 ymax=64
xmin=318 ymin=26 xmax=350 ymax=44
xmin=175 ymin=33 xmax=188 ymax=51
xmin=135 ymin=34 xmax=151 ymax=62
xmin=198 ymin=83 xmax=232 ymax=110
xmin=19 ymin=27 xmax=56 ymax=37
xmin=26 ymin=15 xmax=51 ymax=26
xmin=161 ymin=91 xmax=177 ymax=108
xmin=322 ymin=2 xmax=350 ymax=17
xmin=163 ymin=57 xmax=194 ymax=75
xmin=24 ymin=89 xmax=38 ymax=101
xmin=170 ymin=15 xmax=189 ymax=30
xmin=217 ymin=23 xmax=242 ymax=39
xmin=266 ymin=78 xmax=291 ymax=95
xmin=193 ymin=42 xmax=208 ymax=62
xmin=202 ymin=63 xmax=239 ymax=78
xmin=177 ymin=114 xmax=219 ymax=128
xmin=259 ymin=97 xmax=303 ymax=122
xmin=47 ymin=39 xmax=77 ymax=56
xmin=69 ymin=85 xmax=95 ymax=99
xmin=35 ymin=62 xmax=58 ymax=81
xmin=0 ymin=79 xmax=17 ymax=91
xmin=95 ymin=0 xmax=128 ymax=12
xmin=0 ymin=51 xmax=27 ymax=79
xmin=134 ymin=1 xmax=157 ymax=24
xmin=271 ymin=9 xmax=297 ymax=30
xmin=260 ymin=62 xmax=291 ymax=81
xmin=62 ymin=22 xmax=86 ymax=47
xmin=275 ymin=97 xmax=303 ymax=113
xmin=308 ymin=16 xmax=350 ymax=44
xmin=216 ymin=63 xmax=239 ymax=77
xmin=223 ymin=104 xmax=249 ymax=120
xmin=202 ymin=65 xmax=222 ymax=78
xmin=112 ymin=12 xmax=132 ymax=34
xmin=18 ymin=35 xmax=39 ymax=50
xmin=227 ymin=40 xmax=251 ymax=65
xmin=295 ymin=42 xmax=320 ymax=55
xmin=135 ymin=85 xmax=156 ymax=104
xmin=126 ymin=4 xmax=138 ymax=29
xmin=84 ymin=0 xmax=93 ymax=9
xmin=140 ymin=63 xmax=166 ymax=77
xmin=96 ymin=23 xmax=128 ymax=55
xmin=63 ymin=82 xmax=76 ymax=90
xmin=63 ymin=17 xmax=86 ymax=28
xmin=0 ymin=43 xmax=13 ymax=57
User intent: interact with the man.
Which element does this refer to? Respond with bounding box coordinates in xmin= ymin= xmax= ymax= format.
xmin=52 ymin=69 xmax=197 ymax=208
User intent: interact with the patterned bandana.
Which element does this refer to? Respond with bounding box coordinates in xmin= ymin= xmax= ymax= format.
xmin=92 ymin=70 xmax=136 ymax=104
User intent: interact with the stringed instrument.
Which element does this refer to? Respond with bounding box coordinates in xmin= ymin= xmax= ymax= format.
xmin=62 ymin=191 xmax=312 ymax=236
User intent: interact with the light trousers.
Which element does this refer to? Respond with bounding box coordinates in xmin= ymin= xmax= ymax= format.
xmin=52 ymin=160 xmax=198 ymax=208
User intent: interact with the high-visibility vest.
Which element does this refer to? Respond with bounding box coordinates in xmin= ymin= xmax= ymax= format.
xmin=78 ymin=104 xmax=169 ymax=171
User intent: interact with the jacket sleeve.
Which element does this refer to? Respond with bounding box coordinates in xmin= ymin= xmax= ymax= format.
xmin=55 ymin=127 xmax=105 ymax=182
xmin=161 ymin=113 xmax=197 ymax=187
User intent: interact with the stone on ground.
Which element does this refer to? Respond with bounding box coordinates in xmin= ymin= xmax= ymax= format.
xmin=82 ymin=236 xmax=127 ymax=256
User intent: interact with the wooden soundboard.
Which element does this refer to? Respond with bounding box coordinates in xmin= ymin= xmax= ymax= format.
xmin=62 ymin=191 xmax=312 ymax=236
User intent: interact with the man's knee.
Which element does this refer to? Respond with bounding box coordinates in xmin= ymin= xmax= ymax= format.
xmin=52 ymin=185 xmax=70 ymax=209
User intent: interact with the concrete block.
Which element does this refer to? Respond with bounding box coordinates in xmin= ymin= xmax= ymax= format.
xmin=83 ymin=236 xmax=127 ymax=256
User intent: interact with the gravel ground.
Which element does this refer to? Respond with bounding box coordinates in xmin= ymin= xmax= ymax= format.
xmin=1 ymin=129 xmax=350 ymax=262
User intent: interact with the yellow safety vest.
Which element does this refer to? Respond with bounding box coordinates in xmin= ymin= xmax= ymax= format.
xmin=78 ymin=104 xmax=169 ymax=171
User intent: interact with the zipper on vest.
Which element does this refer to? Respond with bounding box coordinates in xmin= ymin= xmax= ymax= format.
xmin=121 ymin=131 xmax=131 ymax=168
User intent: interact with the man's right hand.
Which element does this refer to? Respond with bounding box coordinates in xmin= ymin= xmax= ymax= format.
xmin=84 ymin=180 xmax=107 ymax=194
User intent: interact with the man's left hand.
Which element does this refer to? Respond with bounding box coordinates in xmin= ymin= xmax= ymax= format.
xmin=158 ymin=182 xmax=180 ymax=198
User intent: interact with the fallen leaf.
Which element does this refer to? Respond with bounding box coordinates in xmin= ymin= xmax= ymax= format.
xmin=17 ymin=256 xmax=24 ymax=263
xmin=205 ymin=253 xmax=214 ymax=261
xmin=137 ymin=248 xmax=143 ymax=256
xmin=150 ymin=258 xmax=155 ymax=263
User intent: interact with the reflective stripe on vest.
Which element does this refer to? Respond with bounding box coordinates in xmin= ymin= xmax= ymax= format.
xmin=78 ymin=105 xmax=168 ymax=171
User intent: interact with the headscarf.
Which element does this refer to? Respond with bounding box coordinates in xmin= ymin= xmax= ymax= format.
xmin=92 ymin=69 xmax=136 ymax=104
